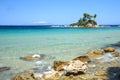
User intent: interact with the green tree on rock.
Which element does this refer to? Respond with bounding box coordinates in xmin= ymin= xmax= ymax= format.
xmin=70 ymin=13 xmax=98 ymax=27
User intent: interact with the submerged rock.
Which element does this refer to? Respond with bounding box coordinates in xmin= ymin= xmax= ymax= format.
xmin=0 ymin=67 xmax=10 ymax=72
xmin=111 ymin=41 xmax=120 ymax=47
xmin=20 ymin=54 xmax=45 ymax=61
xmin=103 ymin=47 xmax=115 ymax=52
xmin=87 ymin=50 xmax=104 ymax=57
xmin=111 ymin=52 xmax=119 ymax=57
xmin=64 ymin=60 xmax=87 ymax=75
xmin=73 ymin=56 xmax=91 ymax=63
xmin=94 ymin=53 xmax=118 ymax=63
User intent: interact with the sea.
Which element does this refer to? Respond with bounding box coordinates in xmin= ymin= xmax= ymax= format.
xmin=0 ymin=25 xmax=120 ymax=80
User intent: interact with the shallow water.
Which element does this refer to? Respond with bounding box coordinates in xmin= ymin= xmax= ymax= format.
xmin=0 ymin=27 xmax=120 ymax=79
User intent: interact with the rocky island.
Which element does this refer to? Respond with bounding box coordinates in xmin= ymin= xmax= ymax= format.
xmin=70 ymin=13 xmax=98 ymax=27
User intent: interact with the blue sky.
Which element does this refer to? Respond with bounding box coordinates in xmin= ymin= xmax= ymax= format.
xmin=0 ymin=0 xmax=120 ymax=25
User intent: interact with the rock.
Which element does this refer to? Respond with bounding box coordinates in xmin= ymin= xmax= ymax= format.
xmin=53 ymin=61 xmax=68 ymax=71
xmin=111 ymin=52 xmax=119 ymax=57
xmin=112 ymin=41 xmax=120 ymax=47
xmin=73 ymin=56 xmax=91 ymax=63
xmin=11 ymin=70 xmax=36 ymax=80
xmin=0 ymin=67 xmax=10 ymax=72
xmin=95 ymin=71 xmax=107 ymax=76
xmin=59 ymin=76 xmax=73 ymax=80
xmin=42 ymin=71 xmax=60 ymax=80
xmin=65 ymin=60 xmax=87 ymax=75
xmin=20 ymin=54 xmax=45 ymax=61
xmin=107 ymin=67 xmax=120 ymax=80
xmin=91 ymin=78 xmax=106 ymax=80
xmin=87 ymin=50 xmax=104 ymax=57
xmin=103 ymin=47 xmax=115 ymax=52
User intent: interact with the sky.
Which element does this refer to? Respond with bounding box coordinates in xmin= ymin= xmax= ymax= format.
xmin=0 ymin=0 xmax=120 ymax=25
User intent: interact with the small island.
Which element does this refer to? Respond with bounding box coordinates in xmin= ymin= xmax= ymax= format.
xmin=70 ymin=13 xmax=98 ymax=27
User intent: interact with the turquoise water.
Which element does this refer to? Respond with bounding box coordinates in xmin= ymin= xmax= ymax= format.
xmin=0 ymin=27 xmax=120 ymax=79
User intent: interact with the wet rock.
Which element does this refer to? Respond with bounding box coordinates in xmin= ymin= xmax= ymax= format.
xmin=87 ymin=50 xmax=104 ymax=57
xmin=59 ymin=76 xmax=73 ymax=80
xmin=95 ymin=71 xmax=107 ymax=76
xmin=73 ymin=56 xmax=91 ymax=63
xmin=91 ymin=78 xmax=106 ymax=80
xmin=64 ymin=60 xmax=87 ymax=75
xmin=20 ymin=54 xmax=45 ymax=61
xmin=107 ymin=67 xmax=120 ymax=80
xmin=53 ymin=61 xmax=68 ymax=71
xmin=42 ymin=71 xmax=60 ymax=80
xmin=60 ymin=75 xmax=88 ymax=80
xmin=11 ymin=70 xmax=37 ymax=80
xmin=103 ymin=47 xmax=115 ymax=52
xmin=94 ymin=53 xmax=116 ymax=63
xmin=111 ymin=52 xmax=119 ymax=57
xmin=0 ymin=67 xmax=10 ymax=72
xmin=112 ymin=41 xmax=120 ymax=47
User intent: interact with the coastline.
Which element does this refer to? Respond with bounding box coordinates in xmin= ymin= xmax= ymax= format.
xmin=0 ymin=26 xmax=120 ymax=80
xmin=11 ymin=44 xmax=120 ymax=80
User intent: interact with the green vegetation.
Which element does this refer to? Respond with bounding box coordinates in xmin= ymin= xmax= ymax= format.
xmin=70 ymin=13 xmax=98 ymax=27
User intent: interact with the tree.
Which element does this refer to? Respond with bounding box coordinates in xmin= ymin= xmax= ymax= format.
xmin=70 ymin=13 xmax=97 ymax=27
xmin=94 ymin=14 xmax=97 ymax=19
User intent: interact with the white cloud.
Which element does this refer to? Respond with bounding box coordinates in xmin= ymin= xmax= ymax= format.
xmin=33 ymin=21 xmax=47 ymax=24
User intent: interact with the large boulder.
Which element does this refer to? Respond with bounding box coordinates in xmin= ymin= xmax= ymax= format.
xmin=53 ymin=61 xmax=68 ymax=71
xmin=64 ymin=60 xmax=87 ymax=75
xmin=87 ymin=50 xmax=104 ymax=57
xmin=73 ymin=56 xmax=91 ymax=63
xmin=103 ymin=47 xmax=115 ymax=52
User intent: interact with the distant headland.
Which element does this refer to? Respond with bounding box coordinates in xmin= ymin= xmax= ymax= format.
xmin=70 ymin=13 xmax=98 ymax=27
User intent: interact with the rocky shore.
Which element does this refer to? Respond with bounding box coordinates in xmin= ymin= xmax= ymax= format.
xmin=11 ymin=46 xmax=120 ymax=80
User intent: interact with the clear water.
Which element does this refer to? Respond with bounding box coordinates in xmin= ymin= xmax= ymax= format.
xmin=0 ymin=26 xmax=120 ymax=79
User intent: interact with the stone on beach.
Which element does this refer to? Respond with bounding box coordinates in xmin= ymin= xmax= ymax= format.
xmin=73 ymin=56 xmax=91 ymax=63
xmin=91 ymin=78 xmax=106 ymax=80
xmin=43 ymin=71 xmax=60 ymax=80
xmin=53 ymin=61 xmax=68 ymax=71
xmin=87 ymin=50 xmax=104 ymax=57
xmin=11 ymin=70 xmax=36 ymax=80
xmin=103 ymin=47 xmax=115 ymax=52
xmin=95 ymin=71 xmax=107 ymax=76
xmin=64 ymin=60 xmax=87 ymax=75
